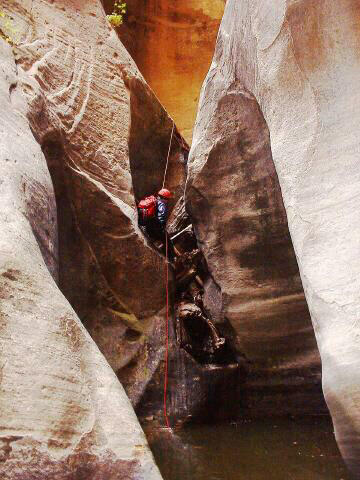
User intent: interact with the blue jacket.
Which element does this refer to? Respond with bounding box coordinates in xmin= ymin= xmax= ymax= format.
xmin=157 ymin=198 xmax=168 ymax=228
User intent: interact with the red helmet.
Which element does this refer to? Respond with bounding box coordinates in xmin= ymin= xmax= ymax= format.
xmin=158 ymin=188 xmax=172 ymax=199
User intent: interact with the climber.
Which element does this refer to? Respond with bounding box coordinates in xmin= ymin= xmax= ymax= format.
xmin=156 ymin=188 xmax=172 ymax=229
xmin=138 ymin=189 xmax=170 ymax=235
xmin=155 ymin=188 xmax=176 ymax=260
xmin=137 ymin=188 xmax=175 ymax=260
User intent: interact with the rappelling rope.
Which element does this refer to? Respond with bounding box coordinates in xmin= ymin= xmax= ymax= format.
xmin=163 ymin=233 xmax=170 ymax=428
xmin=163 ymin=120 xmax=174 ymax=429
xmin=162 ymin=121 xmax=175 ymax=189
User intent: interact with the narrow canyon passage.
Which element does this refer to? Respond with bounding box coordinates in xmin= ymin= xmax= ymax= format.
xmin=100 ymin=1 xmax=353 ymax=478
xmin=98 ymin=2 xmax=347 ymax=480
xmin=1 ymin=1 xmax=358 ymax=479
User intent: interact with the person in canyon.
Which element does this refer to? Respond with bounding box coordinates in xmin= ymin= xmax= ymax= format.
xmin=156 ymin=188 xmax=171 ymax=228
xmin=138 ymin=188 xmax=175 ymax=260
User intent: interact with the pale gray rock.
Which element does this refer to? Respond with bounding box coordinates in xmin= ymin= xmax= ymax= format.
xmin=187 ymin=4 xmax=323 ymax=417
xmin=0 ymin=19 xmax=162 ymax=480
xmin=1 ymin=0 xmax=187 ymax=415
xmin=188 ymin=0 xmax=360 ymax=475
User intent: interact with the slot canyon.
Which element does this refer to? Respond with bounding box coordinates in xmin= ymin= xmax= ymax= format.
xmin=0 ymin=1 xmax=359 ymax=479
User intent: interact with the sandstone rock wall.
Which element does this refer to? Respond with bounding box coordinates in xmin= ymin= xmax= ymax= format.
xmin=186 ymin=16 xmax=323 ymax=417
xmin=2 ymin=0 xmax=236 ymax=442
xmin=1 ymin=0 xmax=188 ymax=414
xmin=0 ymin=39 xmax=161 ymax=479
xmin=104 ymin=0 xmax=225 ymax=143
xmin=188 ymin=0 xmax=360 ymax=475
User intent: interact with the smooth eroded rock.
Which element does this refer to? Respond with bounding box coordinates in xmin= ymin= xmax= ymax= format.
xmin=188 ymin=0 xmax=360 ymax=475
xmin=186 ymin=2 xmax=324 ymax=417
xmin=0 ymin=39 xmax=162 ymax=480
xmin=2 ymin=0 xmax=188 ymax=412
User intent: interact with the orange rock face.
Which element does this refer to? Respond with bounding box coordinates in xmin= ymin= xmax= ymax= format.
xmin=105 ymin=0 xmax=225 ymax=143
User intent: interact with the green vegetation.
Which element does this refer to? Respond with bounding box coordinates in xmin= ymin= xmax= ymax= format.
xmin=107 ymin=2 xmax=127 ymax=27
xmin=0 ymin=10 xmax=18 ymax=45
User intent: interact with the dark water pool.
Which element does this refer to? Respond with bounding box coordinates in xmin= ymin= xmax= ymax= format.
xmin=144 ymin=417 xmax=350 ymax=480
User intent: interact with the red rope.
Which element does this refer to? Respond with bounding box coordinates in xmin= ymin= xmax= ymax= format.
xmin=163 ymin=234 xmax=170 ymax=428
xmin=162 ymin=122 xmax=174 ymax=429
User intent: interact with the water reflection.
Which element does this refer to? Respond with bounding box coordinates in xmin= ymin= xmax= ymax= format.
xmin=144 ymin=417 xmax=350 ymax=480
